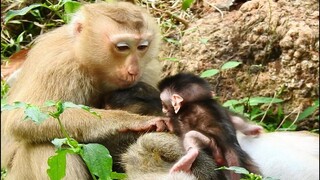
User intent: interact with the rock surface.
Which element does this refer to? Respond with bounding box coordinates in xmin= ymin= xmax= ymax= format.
xmin=157 ymin=0 xmax=319 ymax=127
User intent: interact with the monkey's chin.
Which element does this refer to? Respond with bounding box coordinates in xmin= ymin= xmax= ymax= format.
xmin=116 ymin=79 xmax=138 ymax=89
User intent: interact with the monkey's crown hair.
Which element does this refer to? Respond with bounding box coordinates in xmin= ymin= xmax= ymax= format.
xmin=158 ymin=73 xmax=212 ymax=99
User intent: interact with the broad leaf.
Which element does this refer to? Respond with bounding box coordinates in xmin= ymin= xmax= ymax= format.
xmin=297 ymin=104 xmax=319 ymax=121
xmin=16 ymin=32 xmax=25 ymax=43
xmin=1 ymin=101 xmax=27 ymax=111
xmin=64 ymin=1 xmax=82 ymax=22
xmin=200 ymin=69 xmax=219 ymax=78
xmin=5 ymin=4 xmax=46 ymax=23
xmin=51 ymin=138 xmax=68 ymax=149
xmin=182 ymin=0 xmax=195 ymax=10
xmin=24 ymin=105 xmax=49 ymax=124
xmin=81 ymin=144 xmax=113 ymax=180
xmin=64 ymin=1 xmax=81 ymax=14
xmin=216 ymin=166 xmax=249 ymax=175
xmin=248 ymin=97 xmax=283 ymax=106
xmin=223 ymin=99 xmax=241 ymax=107
xmin=47 ymin=149 xmax=68 ymax=180
xmin=110 ymin=172 xmax=127 ymax=179
xmin=63 ymin=102 xmax=101 ymax=118
xmin=45 ymin=100 xmax=56 ymax=107
xmin=221 ymin=61 xmax=242 ymax=70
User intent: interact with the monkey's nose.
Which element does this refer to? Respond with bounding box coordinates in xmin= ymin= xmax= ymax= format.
xmin=127 ymin=65 xmax=139 ymax=76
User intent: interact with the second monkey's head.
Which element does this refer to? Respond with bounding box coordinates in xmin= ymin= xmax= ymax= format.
xmin=158 ymin=73 xmax=213 ymax=116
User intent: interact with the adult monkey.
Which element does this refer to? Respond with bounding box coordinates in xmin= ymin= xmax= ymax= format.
xmin=1 ymin=1 xmax=174 ymax=179
xmin=2 ymin=2 xmax=319 ymax=180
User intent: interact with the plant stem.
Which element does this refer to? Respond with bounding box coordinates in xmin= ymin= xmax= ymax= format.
xmin=55 ymin=116 xmax=72 ymax=142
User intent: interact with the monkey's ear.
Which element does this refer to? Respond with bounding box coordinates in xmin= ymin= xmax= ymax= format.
xmin=70 ymin=12 xmax=84 ymax=35
xmin=171 ymin=94 xmax=183 ymax=114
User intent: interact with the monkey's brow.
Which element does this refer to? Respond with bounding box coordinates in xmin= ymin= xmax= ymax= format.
xmin=107 ymin=33 xmax=153 ymax=43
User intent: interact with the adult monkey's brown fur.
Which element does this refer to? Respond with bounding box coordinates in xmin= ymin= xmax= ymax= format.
xmin=1 ymin=2 xmax=172 ymax=179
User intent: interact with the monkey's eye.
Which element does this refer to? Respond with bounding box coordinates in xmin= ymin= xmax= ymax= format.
xmin=137 ymin=40 xmax=149 ymax=51
xmin=116 ymin=42 xmax=130 ymax=51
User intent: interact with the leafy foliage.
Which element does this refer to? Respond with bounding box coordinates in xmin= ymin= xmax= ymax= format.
xmin=223 ymin=96 xmax=286 ymax=131
xmin=1 ymin=0 xmax=82 ymax=59
xmin=182 ymin=0 xmax=195 ymax=11
xmin=47 ymin=149 xmax=69 ymax=180
xmin=1 ymin=80 xmax=10 ymax=100
xmin=216 ymin=166 xmax=278 ymax=180
xmin=200 ymin=61 xmax=242 ymax=78
xmin=297 ymin=99 xmax=319 ymax=121
xmin=1 ymin=168 xmax=7 ymax=180
xmin=2 ymin=100 xmax=126 ymax=180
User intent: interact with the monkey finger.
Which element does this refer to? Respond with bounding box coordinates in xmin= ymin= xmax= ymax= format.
xmin=155 ymin=122 xmax=165 ymax=132
xmin=163 ymin=119 xmax=174 ymax=132
xmin=118 ymin=123 xmax=155 ymax=133
xmin=148 ymin=117 xmax=171 ymax=132
xmin=169 ymin=148 xmax=198 ymax=173
xmin=243 ymin=125 xmax=264 ymax=136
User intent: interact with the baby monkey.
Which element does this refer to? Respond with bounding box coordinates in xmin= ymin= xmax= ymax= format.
xmin=104 ymin=82 xmax=163 ymax=116
xmin=158 ymin=73 xmax=261 ymax=179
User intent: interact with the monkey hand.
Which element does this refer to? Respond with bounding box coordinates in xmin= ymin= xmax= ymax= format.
xmin=119 ymin=117 xmax=174 ymax=133
xmin=242 ymin=124 xmax=264 ymax=136
xmin=169 ymin=147 xmax=199 ymax=174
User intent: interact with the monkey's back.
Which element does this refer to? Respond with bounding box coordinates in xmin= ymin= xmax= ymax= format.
xmin=175 ymin=100 xmax=261 ymax=175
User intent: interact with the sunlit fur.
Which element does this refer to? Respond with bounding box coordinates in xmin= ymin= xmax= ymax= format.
xmin=1 ymin=2 xmax=161 ymax=179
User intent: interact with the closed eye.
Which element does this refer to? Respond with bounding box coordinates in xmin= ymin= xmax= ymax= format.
xmin=137 ymin=45 xmax=148 ymax=50
xmin=116 ymin=42 xmax=130 ymax=51
xmin=137 ymin=40 xmax=149 ymax=51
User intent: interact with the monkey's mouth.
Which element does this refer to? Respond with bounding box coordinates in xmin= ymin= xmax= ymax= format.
xmin=116 ymin=78 xmax=138 ymax=88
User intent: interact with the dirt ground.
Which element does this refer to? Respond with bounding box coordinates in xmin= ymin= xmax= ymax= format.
xmin=147 ymin=0 xmax=319 ymax=131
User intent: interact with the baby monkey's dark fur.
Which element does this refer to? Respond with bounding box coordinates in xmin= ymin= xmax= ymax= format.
xmin=158 ymin=73 xmax=261 ymax=179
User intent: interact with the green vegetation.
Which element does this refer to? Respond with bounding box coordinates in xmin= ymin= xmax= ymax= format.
xmin=1 ymin=0 xmax=82 ymax=59
xmin=1 ymin=100 xmax=126 ymax=180
xmin=1 ymin=0 xmax=318 ymax=179
xmin=216 ymin=166 xmax=278 ymax=180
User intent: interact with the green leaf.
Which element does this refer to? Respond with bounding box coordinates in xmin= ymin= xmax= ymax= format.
xmin=221 ymin=61 xmax=242 ymax=70
xmin=216 ymin=166 xmax=249 ymax=175
xmin=64 ymin=1 xmax=81 ymax=14
xmin=64 ymin=1 xmax=82 ymax=22
xmin=182 ymin=0 xmax=195 ymax=10
xmin=233 ymin=105 xmax=245 ymax=115
xmin=200 ymin=69 xmax=220 ymax=78
xmin=81 ymin=144 xmax=113 ymax=180
xmin=1 ymin=101 xmax=27 ymax=111
xmin=63 ymin=102 xmax=101 ymax=118
xmin=223 ymin=99 xmax=241 ymax=107
xmin=4 ymin=4 xmax=46 ymax=23
xmin=67 ymin=138 xmax=80 ymax=151
xmin=297 ymin=104 xmax=319 ymax=121
xmin=162 ymin=57 xmax=179 ymax=62
xmin=44 ymin=100 xmax=57 ymax=107
xmin=248 ymin=97 xmax=283 ymax=106
xmin=62 ymin=101 xmax=81 ymax=108
xmin=56 ymin=101 xmax=64 ymax=115
xmin=250 ymin=112 xmax=265 ymax=121
xmin=47 ymin=149 xmax=68 ymax=180
xmin=164 ymin=38 xmax=181 ymax=45
xmin=16 ymin=32 xmax=25 ymax=43
xmin=199 ymin=38 xmax=209 ymax=44
xmin=278 ymin=121 xmax=297 ymax=131
xmin=110 ymin=172 xmax=127 ymax=179
xmin=24 ymin=105 xmax=49 ymax=124
xmin=51 ymin=138 xmax=68 ymax=149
